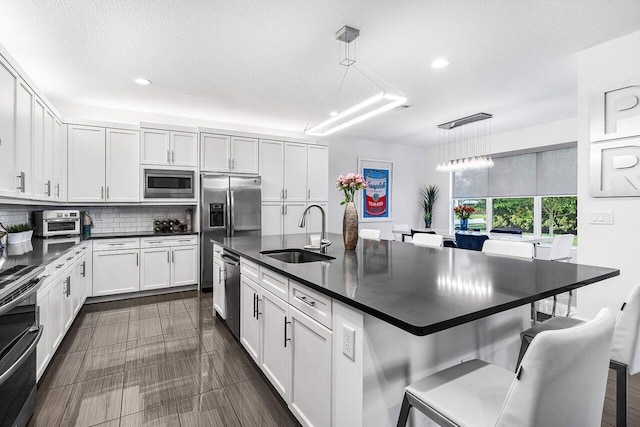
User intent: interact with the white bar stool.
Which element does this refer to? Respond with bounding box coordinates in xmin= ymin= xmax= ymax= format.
xmin=412 ymin=233 xmax=443 ymax=248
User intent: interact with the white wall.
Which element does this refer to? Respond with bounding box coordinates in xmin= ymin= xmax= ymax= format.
xmin=575 ymin=30 xmax=640 ymax=319
xmin=327 ymin=137 xmax=427 ymax=240
xmin=424 ymin=118 xmax=578 ymax=232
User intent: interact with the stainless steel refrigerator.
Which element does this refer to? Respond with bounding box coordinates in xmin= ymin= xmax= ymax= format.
xmin=200 ymin=174 xmax=261 ymax=291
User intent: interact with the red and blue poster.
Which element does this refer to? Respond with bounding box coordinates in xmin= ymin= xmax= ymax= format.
xmin=363 ymin=168 xmax=389 ymax=219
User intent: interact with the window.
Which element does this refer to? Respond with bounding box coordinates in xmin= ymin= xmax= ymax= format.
xmin=451 ymin=145 xmax=578 ymax=244
xmin=492 ymin=198 xmax=534 ymax=234
xmin=542 ymin=196 xmax=578 ymax=244
xmin=453 ymin=199 xmax=487 ymax=231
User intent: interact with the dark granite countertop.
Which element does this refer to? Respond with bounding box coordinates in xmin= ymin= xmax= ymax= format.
xmin=213 ymin=233 xmax=620 ymax=336
xmin=0 ymin=231 xmax=198 ymax=272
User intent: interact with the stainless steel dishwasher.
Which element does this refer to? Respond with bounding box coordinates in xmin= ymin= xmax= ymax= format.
xmin=221 ymin=250 xmax=240 ymax=340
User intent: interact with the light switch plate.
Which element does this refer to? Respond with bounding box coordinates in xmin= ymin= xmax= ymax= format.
xmin=590 ymin=210 xmax=614 ymax=225
xmin=342 ymin=325 xmax=356 ymax=361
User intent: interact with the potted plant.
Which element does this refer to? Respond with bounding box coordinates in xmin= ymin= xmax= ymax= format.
xmin=336 ymin=173 xmax=367 ymax=250
xmin=24 ymin=223 xmax=35 ymax=241
xmin=453 ymin=205 xmax=475 ymax=231
xmin=6 ymin=223 xmax=27 ymax=244
xmin=420 ymin=185 xmax=439 ymax=228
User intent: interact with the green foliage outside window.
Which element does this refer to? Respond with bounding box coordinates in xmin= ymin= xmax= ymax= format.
xmin=542 ymin=196 xmax=577 ymax=236
xmin=492 ymin=198 xmax=534 ymax=233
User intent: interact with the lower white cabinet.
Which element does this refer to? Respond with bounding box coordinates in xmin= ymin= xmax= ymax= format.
xmin=213 ymin=255 xmax=226 ymax=318
xmin=240 ymin=262 xmax=333 ymax=426
xmin=240 ymin=275 xmax=261 ymax=363
xmin=36 ymin=280 xmax=52 ymax=379
xmin=289 ymin=306 xmax=332 ymax=427
xmin=260 ymin=288 xmax=292 ymax=401
xmin=140 ymin=238 xmax=198 ymax=291
xmin=93 ymin=249 xmax=140 ymax=296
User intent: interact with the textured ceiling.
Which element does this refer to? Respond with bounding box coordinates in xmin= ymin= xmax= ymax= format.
xmin=1 ymin=0 xmax=640 ymax=145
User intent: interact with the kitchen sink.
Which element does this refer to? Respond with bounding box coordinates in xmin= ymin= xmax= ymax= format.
xmin=260 ymin=249 xmax=335 ymax=263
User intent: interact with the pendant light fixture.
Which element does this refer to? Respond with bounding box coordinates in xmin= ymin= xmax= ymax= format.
xmin=435 ymin=113 xmax=495 ymax=172
xmin=304 ymin=26 xmax=407 ymax=137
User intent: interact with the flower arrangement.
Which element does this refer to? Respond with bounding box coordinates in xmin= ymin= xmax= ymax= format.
xmin=453 ymin=205 xmax=475 ymax=220
xmin=336 ymin=173 xmax=367 ymax=205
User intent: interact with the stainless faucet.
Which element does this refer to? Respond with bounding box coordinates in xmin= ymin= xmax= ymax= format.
xmin=298 ymin=204 xmax=331 ymax=253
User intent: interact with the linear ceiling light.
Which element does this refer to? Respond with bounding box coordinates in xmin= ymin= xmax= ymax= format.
xmin=436 ymin=113 xmax=495 ymax=172
xmin=304 ymin=26 xmax=407 ymax=136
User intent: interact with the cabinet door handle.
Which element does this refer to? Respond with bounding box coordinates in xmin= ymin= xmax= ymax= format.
xmin=171 ymin=250 xmax=174 ymax=263
xmin=56 ymin=183 xmax=60 ymax=198
xmin=45 ymin=180 xmax=51 ymax=197
xmin=16 ymin=172 xmax=25 ymax=192
xmin=256 ymin=296 xmax=262 ymax=318
xmin=66 ymin=277 xmax=71 ymax=297
xmin=281 ymin=188 xmax=284 ymax=200
xmin=284 ymin=189 xmax=287 ymax=199
xmin=167 ymin=150 xmax=170 ymax=163
xmin=82 ymin=261 xmax=86 ymax=277
xmin=308 ymin=189 xmax=310 ymax=199
xmin=172 ymin=150 xmax=175 ymax=163
xmin=101 ymin=186 xmax=104 ymax=199
xmin=296 ymin=295 xmax=316 ymax=307
xmin=284 ymin=316 xmax=291 ymax=348
xmin=285 ymin=205 xmax=288 ymax=215
xmin=253 ymin=293 xmax=257 ymax=318
xmin=218 ymin=267 xmax=223 ymax=284
xmin=136 ymin=253 xmax=139 ymax=266
xmin=106 ymin=186 xmax=109 ymax=199
xmin=167 ymin=251 xmax=170 ymax=263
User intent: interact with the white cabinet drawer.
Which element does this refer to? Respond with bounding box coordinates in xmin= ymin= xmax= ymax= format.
xmin=241 ymin=258 xmax=260 ymax=283
xmin=213 ymin=244 xmax=223 ymax=260
xmin=260 ymin=268 xmax=288 ymax=302
xmin=93 ymin=238 xmax=140 ymax=252
xmin=169 ymin=235 xmax=198 ymax=246
xmin=141 ymin=235 xmax=198 ymax=248
xmin=289 ymin=281 xmax=332 ymax=329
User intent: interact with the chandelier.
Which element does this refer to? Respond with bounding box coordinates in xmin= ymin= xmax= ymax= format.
xmin=435 ymin=113 xmax=495 ymax=172
xmin=304 ymin=26 xmax=407 ymax=137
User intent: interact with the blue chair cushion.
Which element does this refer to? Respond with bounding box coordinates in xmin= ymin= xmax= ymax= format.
xmin=455 ymin=233 xmax=489 ymax=251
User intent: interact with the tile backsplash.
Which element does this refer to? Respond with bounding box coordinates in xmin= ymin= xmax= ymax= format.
xmin=0 ymin=205 xmax=193 ymax=234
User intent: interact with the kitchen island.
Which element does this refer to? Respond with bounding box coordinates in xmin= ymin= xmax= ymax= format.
xmin=213 ymin=233 xmax=619 ymax=427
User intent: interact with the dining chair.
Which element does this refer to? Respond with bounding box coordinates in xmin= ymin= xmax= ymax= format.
xmin=397 ymin=308 xmax=615 ymax=427
xmin=359 ymin=228 xmax=381 ymax=240
xmin=392 ymin=224 xmax=410 ymax=241
xmin=412 ymin=233 xmax=443 ymax=248
xmin=482 ymin=239 xmax=534 ymax=259
xmin=454 ymin=233 xmax=488 ymax=251
xmin=517 ymin=283 xmax=640 ymax=427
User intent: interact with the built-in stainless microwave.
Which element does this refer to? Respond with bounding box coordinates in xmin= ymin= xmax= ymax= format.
xmin=143 ymin=169 xmax=195 ymax=199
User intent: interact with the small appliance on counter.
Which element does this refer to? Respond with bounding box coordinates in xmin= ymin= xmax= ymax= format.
xmin=33 ymin=210 xmax=81 ymax=237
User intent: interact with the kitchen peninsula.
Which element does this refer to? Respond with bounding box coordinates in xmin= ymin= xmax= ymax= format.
xmin=213 ymin=233 xmax=619 ymax=427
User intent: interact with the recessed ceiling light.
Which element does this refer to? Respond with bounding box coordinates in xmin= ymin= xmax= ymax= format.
xmin=431 ymin=58 xmax=449 ymax=69
xmin=133 ymin=77 xmax=152 ymax=86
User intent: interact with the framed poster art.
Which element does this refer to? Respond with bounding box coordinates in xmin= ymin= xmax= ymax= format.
xmin=358 ymin=158 xmax=393 ymax=222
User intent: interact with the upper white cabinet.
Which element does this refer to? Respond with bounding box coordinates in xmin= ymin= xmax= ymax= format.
xmin=68 ymin=125 xmax=107 ymax=203
xmin=15 ymin=80 xmax=34 ymax=198
xmin=68 ymin=125 xmax=139 ymax=203
xmin=307 ymin=145 xmax=329 ymax=201
xmin=284 ymin=142 xmax=307 ymax=202
xmin=201 ymin=132 xmax=259 ymax=174
xmin=32 ymin=98 xmax=45 ymax=199
xmin=141 ymin=127 xmax=197 ymax=167
xmin=0 ymin=57 xmax=17 ymax=198
xmin=43 ymin=110 xmax=54 ymax=199
xmin=260 ymin=140 xmax=285 ymax=202
xmin=52 ymin=120 xmax=66 ymax=200
xmin=105 ymin=128 xmax=139 ymax=202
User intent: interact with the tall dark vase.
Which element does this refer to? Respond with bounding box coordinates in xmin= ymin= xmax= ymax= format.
xmin=343 ymin=202 xmax=358 ymax=250
xmin=460 ymin=218 xmax=469 ymax=231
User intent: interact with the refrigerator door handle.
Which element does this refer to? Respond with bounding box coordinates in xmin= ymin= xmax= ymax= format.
xmin=230 ymin=190 xmax=236 ymax=237
xmin=225 ymin=190 xmax=232 ymax=237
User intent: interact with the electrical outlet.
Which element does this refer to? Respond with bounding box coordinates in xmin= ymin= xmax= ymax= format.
xmin=94 ymin=211 xmax=101 ymax=220
xmin=342 ymin=325 xmax=356 ymax=360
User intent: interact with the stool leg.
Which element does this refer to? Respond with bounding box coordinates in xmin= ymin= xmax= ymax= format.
xmin=611 ymin=360 xmax=628 ymax=427
xmin=397 ymin=394 xmax=412 ymax=427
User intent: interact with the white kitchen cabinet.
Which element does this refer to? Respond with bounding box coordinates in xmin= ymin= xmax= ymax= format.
xmin=32 ymin=98 xmax=45 ymax=199
xmin=305 ymin=202 xmax=328 ymax=234
xmin=260 ymin=288 xmax=292 ymax=402
xmin=284 ymin=143 xmax=308 ymax=202
xmin=83 ymin=247 xmax=93 ymax=299
xmin=261 ymin=203 xmax=284 ymax=236
xmin=201 ymin=133 xmax=259 ymax=174
xmin=283 ymin=203 xmax=307 ymax=235
xmin=68 ymin=125 xmax=106 ymax=203
xmin=213 ymin=256 xmax=226 ymax=318
xmin=171 ymin=245 xmax=198 ymax=287
xmin=260 ymin=140 xmax=285 ymax=202
xmin=0 ymin=58 xmax=17 ymax=198
xmin=141 ymin=128 xmax=197 ymax=167
xmin=62 ymin=273 xmax=74 ymax=331
xmin=93 ymin=249 xmax=140 ymax=296
xmin=15 ymin=80 xmax=33 ymax=198
xmin=52 ymin=119 xmax=66 ymax=200
xmin=201 ymin=133 xmax=230 ymax=172
xmin=240 ymin=275 xmax=261 ymax=363
xmin=105 ymin=128 xmax=139 ymax=202
xmin=140 ymin=247 xmax=171 ymax=291
xmin=49 ymin=274 xmax=66 ymax=352
xmin=289 ymin=306 xmax=332 ymax=427
xmin=307 ymin=145 xmax=329 ymax=201
xmin=43 ymin=110 xmax=54 ymax=199
xmin=36 ymin=281 xmax=51 ymax=380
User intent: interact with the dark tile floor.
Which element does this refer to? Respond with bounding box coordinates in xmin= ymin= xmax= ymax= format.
xmin=29 ymin=291 xmax=300 ymax=427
